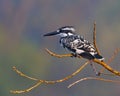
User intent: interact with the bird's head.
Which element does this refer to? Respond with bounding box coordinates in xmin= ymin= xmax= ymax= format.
xmin=44 ymin=26 xmax=75 ymax=37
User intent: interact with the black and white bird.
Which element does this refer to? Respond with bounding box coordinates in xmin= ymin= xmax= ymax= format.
xmin=44 ymin=26 xmax=104 ymax=61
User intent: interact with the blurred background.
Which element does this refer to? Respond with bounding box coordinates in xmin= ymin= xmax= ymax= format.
xmin=0 ymin=0 xmax=120 ymax=96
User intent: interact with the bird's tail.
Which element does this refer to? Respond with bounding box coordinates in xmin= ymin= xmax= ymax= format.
xmin=94 ymin=54 xmax=104 ymax=61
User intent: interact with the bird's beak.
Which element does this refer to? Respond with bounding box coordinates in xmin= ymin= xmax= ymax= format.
xmin=43 ymin=31 xmax=59 ymax=36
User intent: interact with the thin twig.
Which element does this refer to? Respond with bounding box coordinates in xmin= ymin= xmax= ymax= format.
xmin=12 ymin=66 xmax=38 ymax=81
xmin=10 ymin=81 xmax=42 ymax=94
xmin=45 ymin=48 xmax=80 ymax=58
xmin=68 ymin=76 xmax=120 ymax=88
xmin=93 ymin=21 xmax=101 ymax=55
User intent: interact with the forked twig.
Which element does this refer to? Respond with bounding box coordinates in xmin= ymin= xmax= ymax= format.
xmin=93 ymin=22 xmax=120 ymax=76
xmin=93 ymin=59 xmax=120 ymax=76
xmin=99 ymin=48 xmax=120 ymax=74
xmin=68 ymin=76 xmax=120 ymax=88
xmin=11 ymin=61 xmax=89 ymax=94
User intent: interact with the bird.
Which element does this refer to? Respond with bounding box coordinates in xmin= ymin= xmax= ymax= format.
xmin=43 ymin=26 xmax=104 ymax=61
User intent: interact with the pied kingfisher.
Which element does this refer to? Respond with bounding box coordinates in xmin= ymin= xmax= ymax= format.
xmin=44 ymin=26 xmax=104 ymax=61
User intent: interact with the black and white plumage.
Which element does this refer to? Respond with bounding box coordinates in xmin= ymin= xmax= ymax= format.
xmin=44 ymin=26 xmax=104 ymax=61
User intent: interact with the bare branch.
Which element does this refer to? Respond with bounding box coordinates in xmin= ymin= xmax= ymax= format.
xmin=45 ymin=48 xmax=120 ymax=76
xmin=11 ymin=61 xmax=89 ymax=94
xmin=11 ymin=22 xmax=120 ymax=94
